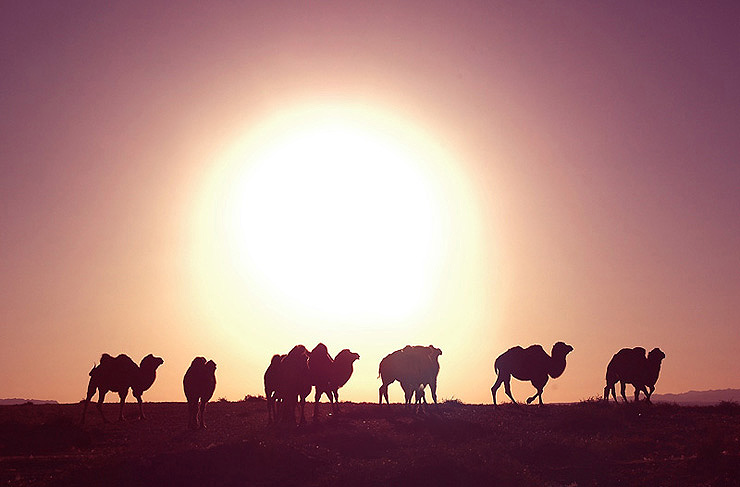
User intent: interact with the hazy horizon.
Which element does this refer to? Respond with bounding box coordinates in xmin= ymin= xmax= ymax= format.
xmin=2 ymin=2 xmax=738 ymax=405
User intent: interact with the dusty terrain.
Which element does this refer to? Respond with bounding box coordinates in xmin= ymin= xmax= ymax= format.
xmin=1 ymin=399 xmax=738 ymax=486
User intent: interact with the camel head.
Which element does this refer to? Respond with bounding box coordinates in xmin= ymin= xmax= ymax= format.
xmin=205 ymin=360 xmax=217 ymax=373
xmin=336 ymin=349 xmax=360 ymax=364
xmin=140 ymin=354 xmax=164 ymax=371
xmin=551 ymin=342 xmax=574 ymax=358
xmin=647 ymin=348 xmax=665 ymax=364
xmin=427 ymin=345 xmax=442 ymax=359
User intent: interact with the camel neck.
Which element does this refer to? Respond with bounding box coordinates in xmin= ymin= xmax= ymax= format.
xmin=139 ymin=368 xmax=157 ymax=390
xmin=548 ymin=355 xmax=568 ymax=378
xmin=648 ymin=362 xmax=662 ymax=383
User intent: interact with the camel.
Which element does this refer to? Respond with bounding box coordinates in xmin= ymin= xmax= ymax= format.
xmin=81 ymin=353 xmax=164 ymax=424
xmin=378 ymin=345 xmax=442 ymax=406
xmin=491 ymin=342 xmax=573 ymax=406
xmin=308 ymin=343 xmax=335 ymax=419
xmin=183 ymin=357 xmax=217 ymax=429
xmin=264 ymin=354 xmax=285 ymax=424
xmin=604 ymin=347 xmax=665 ymax=403
xmin=308 ymin=346 xmax=361 ymax=418
xmin=406 ymin=345 xmax=442 ymax=405
xmin=270 ymin=345 xmax=312 ymax=424
xmin=327 ymin=349 xmax=360 ymax=410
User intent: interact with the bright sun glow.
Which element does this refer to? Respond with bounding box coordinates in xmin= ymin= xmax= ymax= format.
xmin=191 ymin=103 xmax=480 ymax=334
xmin=226 ymin=109 xmax=446 ymax=322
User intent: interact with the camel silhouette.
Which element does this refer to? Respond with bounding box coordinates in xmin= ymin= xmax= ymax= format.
xmin=183 ymin=357 xmax=217 ymax=429
xmin=265 ymin=345 xmax=312 ymax=424
xmin=491 ymin=342 xmax=573 ymax=405
xmin=81 ymin=353 xmax=163 ymax=424
xmin=604 ymin=347 xmax=665 ymax=403
xmin=327 ymin=349 xmax=360 ymax=411
xmin=379 ymin=345 xmax=442 ymax=406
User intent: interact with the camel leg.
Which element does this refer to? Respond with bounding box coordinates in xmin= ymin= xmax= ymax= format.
xmin=526 ymin=389 xmax=543 ymax=405
xmin=414 ymin=386 xmax=426 ymax=414
xmin=313 ymin=389 xmax=323 ymax=419
xmin=298 ymin=394 xmax=307 ymax=425
xmin=133 ymin=392 xmax=145 ymax=419
xmin=379 ymin=382 xmax=391 ymax=405
xmin=620 ymin=382 xmax=628 ymax=403
xmin=526 ymin=387 xmax=542 ymax=404
xmin=491 ymin=374 xmax=506 ymax=405
xmin=634 ymin=387 xmax=641 ymax=402
xmin=502 ymin=377 xmax=518 ymax=405
xmin=199 ymin=400 xmax=207 ymax=429
xmin=419 ymin=386 xmax=428 ymax=405
xmin=96 ymin=390 xmax=109 ymax=423
xmin=603 ymin=383 xmax=611 ymax=401
xmin=117 ymin=391 xmax=128 ymax=421
xmin=638 ymin=385 xmax=650 ymax=403
xmin=282 ymin=395 xmax=295 ymax=424
xmin=187 ymin=399 xmax=198 ymax=429
xmin=430 ymin=379 xmax=438 ymax=404
xmin=81 ymin=386 xmax=97 ymax=425
xmin=526 ymin=377 xmax=548 ymax=405
xmin=331 ymin=389 xmax=340 ymax=413
xmin=403 ymin=384 xmax=413 ymax=405
xmin=267 ymin=393 xmax=274 ymax=424
xmin=81 ymin=399 xmax=89 ymax=425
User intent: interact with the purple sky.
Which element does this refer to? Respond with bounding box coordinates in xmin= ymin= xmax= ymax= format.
xmin=1 ymin=2 xmax=739 ymax=403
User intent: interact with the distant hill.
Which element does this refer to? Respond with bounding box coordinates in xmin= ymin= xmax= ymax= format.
xmin=0 ymin=398 xmax=59 ymax=405
xmin=653 ymin=388 xmax=740 ymax=405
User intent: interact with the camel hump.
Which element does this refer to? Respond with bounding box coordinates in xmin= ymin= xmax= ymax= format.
xmin=288 ymin=344 xmax=308 ymax=358
xmin=205 ymin=360 xmax=217 ymax=371
xmin=270 ymin=354 xmax=283 ymax=366
xmin=524 ymin=344 xmax=545 ymax=354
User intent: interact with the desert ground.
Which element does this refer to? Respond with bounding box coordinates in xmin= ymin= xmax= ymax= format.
xmin=1 ymin=399 xmax=738 ymax=486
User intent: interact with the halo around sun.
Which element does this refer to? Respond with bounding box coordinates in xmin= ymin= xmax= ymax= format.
xmin=190 ymin=102 xmax=482 ymax=335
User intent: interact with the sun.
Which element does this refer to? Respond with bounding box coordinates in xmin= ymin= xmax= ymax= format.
xmin=190 ymin=103 xmax=476 ymax=332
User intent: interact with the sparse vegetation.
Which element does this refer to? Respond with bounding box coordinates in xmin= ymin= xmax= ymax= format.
xmin=243 ymin=394 xmax=265 ymax=402
xmin=0 ymin=401 xmax=738 ymax=486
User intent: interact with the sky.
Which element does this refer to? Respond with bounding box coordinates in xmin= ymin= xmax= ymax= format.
xmin=1 ymin=1 xmax=739 ymax=405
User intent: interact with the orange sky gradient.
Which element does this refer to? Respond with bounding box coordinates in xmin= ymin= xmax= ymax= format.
xmin=1 ymin=2 xmax=739 ymax=405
